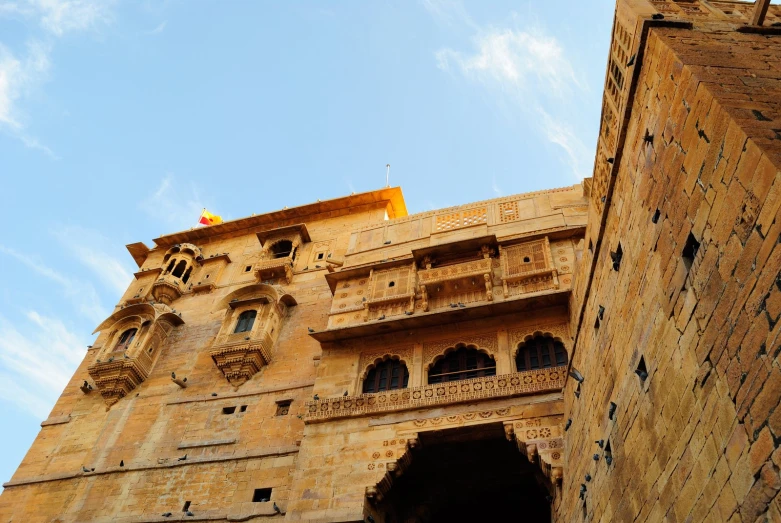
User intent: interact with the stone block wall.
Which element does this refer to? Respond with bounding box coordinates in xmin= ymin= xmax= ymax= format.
xmin=561 ymin=22 xmax=781 ymax=523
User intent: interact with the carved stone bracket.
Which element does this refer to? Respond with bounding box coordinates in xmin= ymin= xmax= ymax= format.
xmin=210 ymin=341 xmax=272 ymax=387
xmin=365 ymin=435 xmax=420 ymax=504
xmin=504 ymin=416 xmax=564 ymax=493
xmin=87 ymin=360 xmax=147 ymax=408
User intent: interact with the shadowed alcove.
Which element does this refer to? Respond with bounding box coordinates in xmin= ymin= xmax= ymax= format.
xmin=375 ymin=424 xmax=550 ymax=523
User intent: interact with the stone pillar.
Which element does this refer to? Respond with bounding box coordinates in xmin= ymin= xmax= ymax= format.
xmin=410 ymin=342 xmax=424 ymax=387
xmin=496 ymin=328 xmax=512 ymax=374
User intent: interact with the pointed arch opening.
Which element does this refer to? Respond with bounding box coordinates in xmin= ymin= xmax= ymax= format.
xmin=362 ymin=356 xmax=409 ymax=393
xmin=515 ymin=335 xmax=568 ymax=372
xmin=428 ymin=346 xmax=496 ymax=384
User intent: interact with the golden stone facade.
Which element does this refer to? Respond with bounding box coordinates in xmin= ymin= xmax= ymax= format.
xmin=2 ymin=0 xmax=781 ymax=521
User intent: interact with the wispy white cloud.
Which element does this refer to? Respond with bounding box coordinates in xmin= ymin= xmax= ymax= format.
xmin=52 ymin=226 xmax=134 ymax=296
xmin=492 ymin=177 xmax=502 ymax=197
xmin=0 ymin=244 xmax=107 ymax=323
xmin=0 ymin=40 xmax=50 ymax=129
xmin=140 ymin=173 xmax=207 ymax=232
xmin=148 ymin=20 xmax=166 ymax=34
xmin=0 ymin=0 xmax=113 ymax=156
xmin=429 ymin=3 xmax=590 ymax=181
xmin=0 ymin=311 xmax=86 ymax=419
xmin=29 ymin=0 xmax=112 ymax=36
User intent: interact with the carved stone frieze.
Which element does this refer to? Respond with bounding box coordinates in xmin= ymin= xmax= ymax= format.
xmin=411 ymin=407 xmax=511 ymax=428
xmin=305 ymin=367 xmax=565 ymax=422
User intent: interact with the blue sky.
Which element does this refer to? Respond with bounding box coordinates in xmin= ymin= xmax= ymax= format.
xmin=0 ymin=0 xmax=618 ymax=483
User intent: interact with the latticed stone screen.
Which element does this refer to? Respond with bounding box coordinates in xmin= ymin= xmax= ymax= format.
xmin=503 ymin=240 xmax=550 ymax=278
xmin=434 ymin=207 xmax=487 ymax=232
xmin=370 ymin=267 xmax=413 ymax=301
xmin=498 ymin=201 xmax=520 ymax=223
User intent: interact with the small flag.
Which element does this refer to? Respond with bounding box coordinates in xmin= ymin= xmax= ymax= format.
xmin=199 ymin=209 xmax=223 ymax=226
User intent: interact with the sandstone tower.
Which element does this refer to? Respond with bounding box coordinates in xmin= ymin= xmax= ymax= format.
xmin=2 ymin=0 xmax=781 ymax=521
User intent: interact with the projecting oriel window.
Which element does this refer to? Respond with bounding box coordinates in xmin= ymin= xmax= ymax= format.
xmin=428 ymin=347 xmax=496 ymax=384
xmin=363 ymin=359 xmax=409 ymax=393
xmin=516 ymin=336 xmax=568 ymax=372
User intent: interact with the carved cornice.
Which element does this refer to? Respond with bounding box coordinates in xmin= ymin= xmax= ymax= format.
xmin=423 ymin=333 xmax=498 ymax=369
xmin=305 ymin=367 xmax=565 ymax=422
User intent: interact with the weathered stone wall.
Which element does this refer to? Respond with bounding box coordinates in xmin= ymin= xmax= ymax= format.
xmin=561 ymin=22 xmax=781 ymax=523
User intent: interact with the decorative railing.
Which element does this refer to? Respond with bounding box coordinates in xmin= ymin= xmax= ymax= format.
xmin=418 ymin=258 xmax=492 ymax=286
xmin=305 ymin=366 xmax=566 ymax=422
xmin=254 ymin=257 xmax=294 ymax=284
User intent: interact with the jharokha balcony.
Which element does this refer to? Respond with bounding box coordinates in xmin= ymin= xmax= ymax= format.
xmin=304 ymin=366 xmax=566 ymax=422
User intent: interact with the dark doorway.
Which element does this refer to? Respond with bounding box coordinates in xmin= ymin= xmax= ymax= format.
xmin=377 ymin=424 xmax=550 ymax=523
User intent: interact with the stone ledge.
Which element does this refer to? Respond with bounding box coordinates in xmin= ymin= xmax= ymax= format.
xmin=178 ymin=438 xmax=237 ymax=449
xmin=2 ymin=446 xmax=299 ymax=489
xmin=40 ymin=414 xmax=71 ymax=427
xmin=166 ymin=380 xmax=314 ymax=405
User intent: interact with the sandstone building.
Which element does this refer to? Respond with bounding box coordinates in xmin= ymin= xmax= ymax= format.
xmin=2 ymin=0 xmax=781 ymax=521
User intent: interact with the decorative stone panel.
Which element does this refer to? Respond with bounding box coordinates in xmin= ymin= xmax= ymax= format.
xmin=305 ymin=367 xmax=566 ymax=422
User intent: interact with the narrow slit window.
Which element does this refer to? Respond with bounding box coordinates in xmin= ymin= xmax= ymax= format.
xmin=222 ymin=406 xmax=236 ymax=415
xmin=317 ymin=252 xmax=324 ymax=260
xmin=682 ymin=232 xmax=700 ymax=271
xmin=652 ymin=208 xmax=661 ymax=223
xmin=183 ymin=501 xmax=191 ymax=512
xmin=245 ymin=265 xmax=252 ymax=272
xmin=239 ymin=405 xmax=247 ymax=413
xmin=635 ymin=356 xmax=648 ymax=381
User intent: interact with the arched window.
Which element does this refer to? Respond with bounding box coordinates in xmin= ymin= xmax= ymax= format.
xmin=363 ymin=359 xmax=409 ymax=393
xmin=115 ymin=328 xmax=138 ymax=352
xmin=270 ymin=240 xmax=293 ymax=259
xmin=172 ymin=260 xmax=187 ymax=278
xmin=165 ymin=259 xmax=176 ymax=274
xmin=428 ymin=347 xmax=496 ymax=384
xmin=234 ymin=310 xmax=257 ymax=333
xmin=516 ymin=336 xmax=568 ymax=371
xmin=182 ymin=266 xmax=193 ymax=284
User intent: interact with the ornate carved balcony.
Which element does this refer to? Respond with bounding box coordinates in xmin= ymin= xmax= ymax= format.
xmin=210 ymin=330 xmax=274 ymax=387
xmin=254 ymin=257 xmax=294 ymax=285
xmin=418 ymin=257 xmax=493 ymax=311
xmin=88 ymin=350 xmax=155 ymax=408
xmin=499 ymin=239 xmax=559 ymax=297
xmin=150 ymin=273 xmax=185 ymax=305
xmin=304 ymin=366 xmax=566 ymax=422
